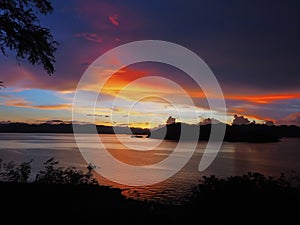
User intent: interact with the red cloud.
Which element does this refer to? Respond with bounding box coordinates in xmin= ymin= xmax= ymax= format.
xmin=227 ymin=93 xmax=300 ymax=104
xmin=74 ymin=0 xmax=142 ymax=30
xmin=75 ymin=33 xmax=103 ymax=43
xmin=109 ymin=14 xmax=119 ymax=26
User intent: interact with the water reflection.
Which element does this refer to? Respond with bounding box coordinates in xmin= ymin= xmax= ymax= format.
xmin=1 ymin=133 xmax=300 ymax=203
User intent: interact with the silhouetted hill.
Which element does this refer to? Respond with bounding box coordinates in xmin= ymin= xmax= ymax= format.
xmin=0 ymin=122 xmax=149 ymax=135
xmin=148 ymin=123 xmax=300 ymax=143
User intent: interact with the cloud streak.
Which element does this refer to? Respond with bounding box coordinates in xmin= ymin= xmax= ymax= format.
xmin=109 ymin=14 xmax=119 ymax=26
xmin=4 ymin=99 xmax=71 ymax=110
xmin=277 ymin=112 xmax=300 ymax=126
xmin=226 ymin=93 xmax=300 ymax=104
xmin=75 ymin=33 xmax=103 ymax=43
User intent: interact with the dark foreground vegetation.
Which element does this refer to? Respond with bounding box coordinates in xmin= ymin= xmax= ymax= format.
xmin=0 ymin=158 xmax=299 ymax=224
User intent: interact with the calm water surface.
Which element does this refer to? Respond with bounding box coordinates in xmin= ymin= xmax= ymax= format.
xmin=1 ymin=133 xmax=300 ymax=203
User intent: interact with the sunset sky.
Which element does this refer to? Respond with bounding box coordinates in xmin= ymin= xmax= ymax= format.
xmin=1 ymin=0 xmax=300 ymax=128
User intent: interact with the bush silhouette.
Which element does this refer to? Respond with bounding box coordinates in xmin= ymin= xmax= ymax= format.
xmin=0 ymin=159 xmax=31 ymax=182
xmin=35 ymin=158 xmax=98 ymax=185
xmin=0 ymin=157 xmax=98 ymax=185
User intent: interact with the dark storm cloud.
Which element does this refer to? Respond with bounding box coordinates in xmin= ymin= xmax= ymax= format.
xmin=226 ymin=98 xmax=300 ymax=121
xmin=2 ymin=0 xmax=300 ymax=94
xmin=126 ymin=0 xmax=300 ymax=92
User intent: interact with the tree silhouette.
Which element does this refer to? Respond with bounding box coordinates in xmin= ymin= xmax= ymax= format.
xmin=0 ymin=81 xmax=4 ymax=89
xmin=0 ymin=0 xmax=58 ymax=75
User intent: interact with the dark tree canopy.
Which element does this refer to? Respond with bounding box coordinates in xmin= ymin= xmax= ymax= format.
xmin=0 ymin=0 xmax=58 ymax=75
xmin=0 ymin=80 xmax=4 ymax=89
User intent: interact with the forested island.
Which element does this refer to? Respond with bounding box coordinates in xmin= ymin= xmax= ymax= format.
xmin=148 ymin=123 xmax=300 ymax=142
xmin=1 ymin=122 xmax=300 ymax=142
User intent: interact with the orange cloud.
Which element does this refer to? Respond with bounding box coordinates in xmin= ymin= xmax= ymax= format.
xmin=228 ymin=107 xmax=245 ymax=114
xmin=4 ymin=99 xmax=71 ymax=110
xmin=102 ymin=67 xmax=170 ymax=98
xmin=33 ymin=104 xmax=72 ymax=110
xmin=4 ymin=99 xmax=32 ymax=107
xmin=227 ymin=93 xmax=300 ymax=104
xmin=101 ymin=66 xmax=206 ymax=102
xmin=103 ymin=67 xmax=146 ymax=89
xmin=187 ymin=91 xmax=206 ymax=98
xmin=109 ymin=14 xmax=119 ymax=26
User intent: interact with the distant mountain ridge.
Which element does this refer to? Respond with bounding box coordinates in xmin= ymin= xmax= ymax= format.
xmin=0 ymin=122 xmax=149 ymax=135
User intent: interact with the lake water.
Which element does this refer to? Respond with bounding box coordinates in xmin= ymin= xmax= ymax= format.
xmin=1 ymin=133 xmax=300 ymax=204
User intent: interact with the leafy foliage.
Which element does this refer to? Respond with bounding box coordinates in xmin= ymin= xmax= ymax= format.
xmin=0 ymin=81 xmax=5 ymax=89
xmin=0 ymin=158 xmax=98 ymax=185
xmin=0 ymin=0 xmax=58 ymax=74
xmin=0 ymin=158 xmax=32 ymax=182
xmin=35 ymin=157 xmax=98 ymax=185
xmin=190 ymin=172 xmax=300 ymax=204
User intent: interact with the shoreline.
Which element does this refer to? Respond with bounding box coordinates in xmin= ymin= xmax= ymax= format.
xmin=2 ymin=131 xmax=300 ymax=143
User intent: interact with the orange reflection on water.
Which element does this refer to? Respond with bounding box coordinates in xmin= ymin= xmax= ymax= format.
xmin=100 ymin=134 xmax=172 ymax=166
